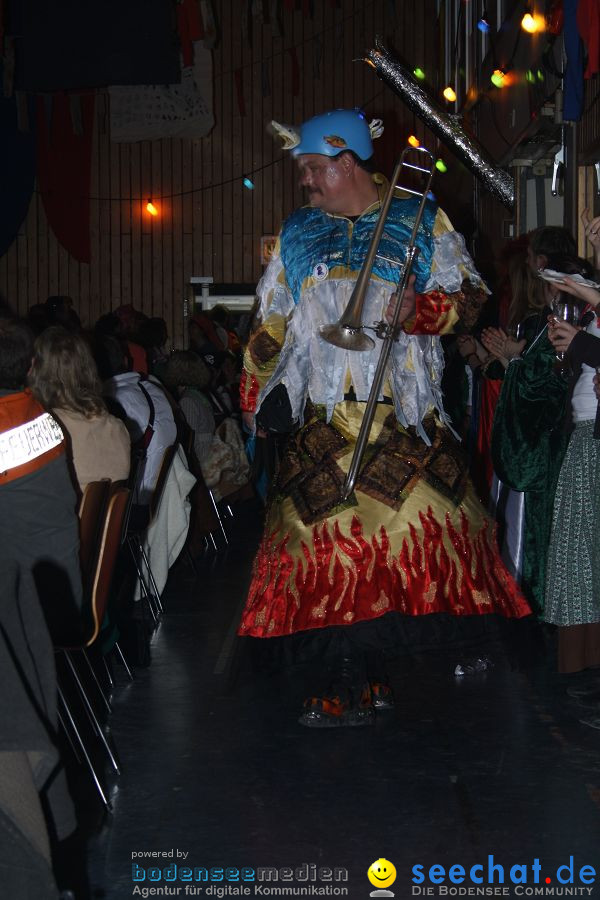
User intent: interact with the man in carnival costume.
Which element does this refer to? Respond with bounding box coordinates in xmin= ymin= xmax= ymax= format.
xmin=239 ymin=109 xmax=530 ymax=727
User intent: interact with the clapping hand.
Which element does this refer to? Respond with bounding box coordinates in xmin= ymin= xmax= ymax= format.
xmin=480 ymin=327 xmax=525 ymax=364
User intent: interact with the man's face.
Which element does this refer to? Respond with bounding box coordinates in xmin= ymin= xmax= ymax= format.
xmin=296 ymin=153 xmax=348 ymax=213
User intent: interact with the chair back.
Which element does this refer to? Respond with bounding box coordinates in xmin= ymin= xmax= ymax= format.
xmin=78 ymin=479 xmax=111 ymax=587
xmin=86 ymin=486 xmax=130 ymax=647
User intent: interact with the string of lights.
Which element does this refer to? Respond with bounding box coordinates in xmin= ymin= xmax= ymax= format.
xmin=29 ymin=4 xmax=563 ymax=210
xmin=32 ymin=84 xmax=391 ymax=205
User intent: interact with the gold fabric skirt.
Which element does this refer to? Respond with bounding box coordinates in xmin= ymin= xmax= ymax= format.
xmin=239 ymin=402 xmax=530 ymax=639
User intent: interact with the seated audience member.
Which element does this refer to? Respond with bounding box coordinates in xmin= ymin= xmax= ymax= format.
xmin=28 ymin=327 xmax=131 ymax=494
xmin=113 ymin=304 xmax=149 ymax=375
xmin=137 ymin=316 xmax=170 ymax=378
xmin=188 ymin=310 xmax=226 ymax=357
xmin=163 ymin=351 xmax=249 ymax=501
xmin=26 ymin=303 xmax=51 ymax=336
xmin=210 ymin=304 xmax=241 ymax=354
xmin=45 ymin=295 xmax=81 ymax=332
xmin=0 ymin=315 xmax=81 ymax=891
xmin=97 ymin=335 xmax=177 ymax=503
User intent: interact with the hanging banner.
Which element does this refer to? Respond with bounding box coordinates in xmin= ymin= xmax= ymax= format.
xmin=37 ymin=92 xmax=95 ymax=263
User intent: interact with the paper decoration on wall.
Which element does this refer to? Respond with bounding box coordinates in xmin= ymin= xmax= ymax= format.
xmin=109 ymin=46 xmax=214 ymax=141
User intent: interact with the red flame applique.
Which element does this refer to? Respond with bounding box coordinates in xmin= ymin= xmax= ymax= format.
xmin=238 ymin=507 xmax=530 ymax=637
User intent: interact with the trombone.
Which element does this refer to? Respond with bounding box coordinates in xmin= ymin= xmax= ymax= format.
xmin=319 ymin=145 xmax=437 ymax=501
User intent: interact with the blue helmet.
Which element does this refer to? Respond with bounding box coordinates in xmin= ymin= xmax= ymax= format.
xmin=292 ymin=109 xmax=377 ymax=160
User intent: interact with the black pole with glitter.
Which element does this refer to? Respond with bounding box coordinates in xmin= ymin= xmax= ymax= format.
xmin=365 ymin=39 xmax=515 ymax=210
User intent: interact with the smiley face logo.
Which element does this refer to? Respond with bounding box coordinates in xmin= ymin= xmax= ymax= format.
xmin=367 ymin=858 xmax=397 ymax=890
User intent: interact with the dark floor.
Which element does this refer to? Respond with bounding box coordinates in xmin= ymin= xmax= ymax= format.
xmin=72 ymin=501 xmax=600 ymax=900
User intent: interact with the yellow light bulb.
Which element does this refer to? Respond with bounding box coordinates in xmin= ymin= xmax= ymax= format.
xmin=521 ymin=12 xmax=543 ymax=33
xmin=443 ymin=86 xmax=457 ymax=102
xmin=408 ymin=135 xmax=420 ymax=148
xmin=146 ymin=199 xmax=158 ymax=217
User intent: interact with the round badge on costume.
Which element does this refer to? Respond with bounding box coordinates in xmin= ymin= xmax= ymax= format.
xmin=312 ymin=262 xmax=329 ymax=281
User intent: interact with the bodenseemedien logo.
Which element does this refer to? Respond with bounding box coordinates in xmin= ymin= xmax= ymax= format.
xmin=368 ymin=858 xmax=397 ymax=897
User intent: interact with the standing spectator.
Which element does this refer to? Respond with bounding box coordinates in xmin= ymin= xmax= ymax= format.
xmin=545 ymin=276 xmax=600 ymax=678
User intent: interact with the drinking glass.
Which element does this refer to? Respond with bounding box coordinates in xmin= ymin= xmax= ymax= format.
xmin=551 ymin=297 xmax=580 ymax=368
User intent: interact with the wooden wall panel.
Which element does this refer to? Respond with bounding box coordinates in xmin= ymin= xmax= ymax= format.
xmin=4 ymin=0 xmax=442 ymax=342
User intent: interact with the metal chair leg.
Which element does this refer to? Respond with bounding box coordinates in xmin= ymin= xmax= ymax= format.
xmin=101 ymin=654 xmax=114 ymax=688
xmin=57 ymin=704 xmax=81 ymax=766
xmin=183 ymin=546 xmax=199 ymax=576
xmin=139 ymin=542 xmax=164 ymax=613
xmin=114 ymin=641 xmax=134 ymax=681
xmin=63 ymin=652 xmax=120 ymax=774
xmin=80 ymin=648 xmax=112 ymax=714
xmin=127 ymin=537 xmax=159 ymax=624
xmin=57 ymin=685 xmax=112 ymax=812
xmin=208 ymin=489 xmax=229 ymax=546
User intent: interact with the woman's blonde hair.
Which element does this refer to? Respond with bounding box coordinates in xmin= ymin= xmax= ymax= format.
xmin=507 ymin=251 xmax=546 ymax=328
xmin=29 ymin=327 xmax=106 ymax=418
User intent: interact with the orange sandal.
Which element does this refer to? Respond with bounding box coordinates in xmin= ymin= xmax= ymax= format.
xmin=370 ymin=682 xmax=395 ymax=710
xmin=299 ymin=684 xmax=374 ymax=728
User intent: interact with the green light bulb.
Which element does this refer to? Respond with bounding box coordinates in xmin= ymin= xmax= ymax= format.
xmin=435 ymin=159 xmax=448 ymax=173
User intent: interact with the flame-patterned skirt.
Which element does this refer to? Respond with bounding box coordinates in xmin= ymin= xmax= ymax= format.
xmin=238 ymin=401 xmax=531 ymax=639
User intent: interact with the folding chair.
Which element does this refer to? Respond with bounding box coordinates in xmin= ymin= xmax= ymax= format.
xmin=57 ymin=486 xmax=130 ymax=812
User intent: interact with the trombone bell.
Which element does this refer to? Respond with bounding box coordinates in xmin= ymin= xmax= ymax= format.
xmin=318 ymin=323 xmax=375 ymax=351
